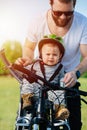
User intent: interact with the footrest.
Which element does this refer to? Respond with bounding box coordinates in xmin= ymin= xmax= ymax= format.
xmin=16 ymin=116 xmax=31 ymax=127
xmin=54 ymin=120 xmax=70 ymax=130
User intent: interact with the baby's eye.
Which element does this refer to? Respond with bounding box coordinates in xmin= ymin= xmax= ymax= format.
xmin=53 ymin=54 xmax=57 ymax=56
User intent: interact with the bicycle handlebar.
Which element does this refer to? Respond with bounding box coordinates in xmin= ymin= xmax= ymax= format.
xmin=0 ymin=49 xmax=23 ymax=84
xmin=11 ymin=63 xmax=87 ymax=97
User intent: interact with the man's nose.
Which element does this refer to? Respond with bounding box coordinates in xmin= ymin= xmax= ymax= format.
xmin=60 ymin=13 xmax=67 ymax=19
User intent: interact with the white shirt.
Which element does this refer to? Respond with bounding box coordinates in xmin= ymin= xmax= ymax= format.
xmin=27 ymin=11 xmax=87 ymax=72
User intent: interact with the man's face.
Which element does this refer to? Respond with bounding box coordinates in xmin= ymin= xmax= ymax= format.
xmin=51 ymin=0 xmax=74 ymax=27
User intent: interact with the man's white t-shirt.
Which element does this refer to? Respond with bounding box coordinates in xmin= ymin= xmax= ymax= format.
xmin=26 ymin=11 xmax=87 ymax=72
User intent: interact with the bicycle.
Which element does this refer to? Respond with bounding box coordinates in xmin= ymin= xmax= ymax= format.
xmin=0 ymin=49 xmax=87 ymax=130
xmin=11 ymin=64 xmax=87 ymax=130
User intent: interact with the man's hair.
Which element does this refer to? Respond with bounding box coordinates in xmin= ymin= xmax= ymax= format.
xmin=50 ymin=0 xmax=76 ymax=7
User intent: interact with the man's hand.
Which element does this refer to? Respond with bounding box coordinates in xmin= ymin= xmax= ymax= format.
xmin=63 ymin=71 xmax=77 ymax=87
xmin=15 ymin=57 xmax=32 ymax=67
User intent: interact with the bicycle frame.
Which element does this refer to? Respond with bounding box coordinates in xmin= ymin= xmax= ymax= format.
xmin=11 ymin=64 xmax=87 ymax=130
xmin=15 ymin=85 xmax=70 ymax=130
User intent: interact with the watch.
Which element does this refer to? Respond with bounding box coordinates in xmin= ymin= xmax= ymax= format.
xmin=76 ymin=70 xmax=81 ymax=79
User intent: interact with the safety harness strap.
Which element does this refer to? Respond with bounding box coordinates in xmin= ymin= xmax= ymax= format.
xmin=39 ymin=61 xmax=63 ymax=82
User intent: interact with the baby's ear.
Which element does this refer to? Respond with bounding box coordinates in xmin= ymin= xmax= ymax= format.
xmin=58 ymin=52 xmax=63 ymax=62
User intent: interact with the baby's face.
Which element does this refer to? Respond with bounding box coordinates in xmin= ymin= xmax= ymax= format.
xmin=41 ymin=43 xmax=61 ymax=66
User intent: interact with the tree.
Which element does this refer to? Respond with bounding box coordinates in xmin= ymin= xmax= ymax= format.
xmin=0 ymin=40 xmax=22 ymax=75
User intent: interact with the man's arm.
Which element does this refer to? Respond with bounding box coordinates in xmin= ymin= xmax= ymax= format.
xmin=63 ymin=44 xmax=87 ymax=87
xmin=75 ymin=44 xmax=87 ymax=74
xmin=23 ymin=38 xmax=36 ymax=64
xmin=15 ymin=38 xmax=36 ymax=66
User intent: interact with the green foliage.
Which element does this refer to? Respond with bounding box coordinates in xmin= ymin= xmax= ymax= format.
xmin=81 ymin=72 xmax=87 ymax=78
xmin=80 ymin=56 xmax=87 ymax=78
xmin=2 ymin=40 xmax=22 ymax=62
xmin=0 ymin=40 xmax=22 ymax=75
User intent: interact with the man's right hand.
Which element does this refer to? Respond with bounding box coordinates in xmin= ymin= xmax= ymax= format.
xmin=15 ymin=57 xmax=32 ymax=67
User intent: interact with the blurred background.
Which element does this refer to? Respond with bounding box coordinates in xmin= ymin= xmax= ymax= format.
xmin=0 ymin=0 xmax=87 ymax=130
xmin=0 ymin=0 xmax=87 ymax=47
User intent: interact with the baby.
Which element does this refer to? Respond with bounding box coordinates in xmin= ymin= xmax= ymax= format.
xmin=21 ymin=34 xmax=69 ymax=120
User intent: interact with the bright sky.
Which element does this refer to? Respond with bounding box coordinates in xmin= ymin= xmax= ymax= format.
xmin=0 ymin=0 xmax=87 ymax=47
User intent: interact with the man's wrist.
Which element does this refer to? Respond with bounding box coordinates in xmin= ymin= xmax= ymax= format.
xmin=75 ymin=70 xmax=81 ymax=79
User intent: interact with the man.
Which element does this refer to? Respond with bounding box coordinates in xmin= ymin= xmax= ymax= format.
xmin=16 ymin=0 xmax=87 ymax=129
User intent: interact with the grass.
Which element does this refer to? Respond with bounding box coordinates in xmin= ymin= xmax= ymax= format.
xmin=0 ymin=76 xmax=20 ymax=130
xmin=0 ymin=76 xmax=87 ymax=130
xmin=79 ymin=78 xmax=87 ymax=130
